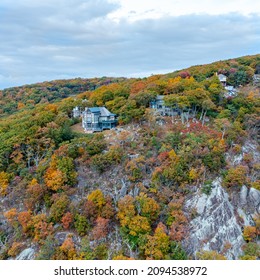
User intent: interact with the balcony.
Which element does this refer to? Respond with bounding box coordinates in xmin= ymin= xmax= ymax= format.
xmin=100 ymin=119 xmax=117 ymax=124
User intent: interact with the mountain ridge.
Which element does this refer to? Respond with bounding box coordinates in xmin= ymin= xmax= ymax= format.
xmin=0 ymin=54 xmax=259 ymax=260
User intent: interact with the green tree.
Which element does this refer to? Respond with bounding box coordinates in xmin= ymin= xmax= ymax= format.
xmin=196 ymin=250 xmax=226 ymax=260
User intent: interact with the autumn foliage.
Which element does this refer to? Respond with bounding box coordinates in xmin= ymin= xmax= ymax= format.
xmin=0 ymin=54 xmax=259 ymax=260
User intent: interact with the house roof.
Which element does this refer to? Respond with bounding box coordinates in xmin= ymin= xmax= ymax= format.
xmin=88 ymin=107 xmax=116 ymax=116
xmin=89 ymin=107 xmax=101 ymax=113
xmin=100 ymin=107 xmax=116 ymax=116
xmin=218 ymin=74 xmax=227 ymax=81
xmin=156 ymin=95 xmax=164 ymax=100
xmin=225 ymin=86 xmax=234 ymax=91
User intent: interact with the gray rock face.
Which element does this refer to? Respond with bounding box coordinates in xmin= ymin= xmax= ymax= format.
xmin=184 ymin=178 xmax=244 ymax=259
xmin=240 ymin=185 xmax=248 ymax=206
xmin=16 ymin=248 xmax=35 ymax=260
xmin=236 ymin=186 xmax=260 ymax=225
xmin=248 ymin=188 xmax=260 ymax=208
xmin=119 ymin=179 xmax=128 ymax=198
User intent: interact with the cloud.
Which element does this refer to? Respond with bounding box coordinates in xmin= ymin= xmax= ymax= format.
xmin=0 ymin=0 xmax=259 ymax=89
xmin=110 ymin=0 xmax=260 ymax=19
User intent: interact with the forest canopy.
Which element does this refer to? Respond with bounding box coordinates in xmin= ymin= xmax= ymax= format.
xmin=0 ymin=54 xmax=259 ymax=260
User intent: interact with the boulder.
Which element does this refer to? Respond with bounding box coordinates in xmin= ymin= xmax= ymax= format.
xmin=16 ymin=248 xmax=35 ymax=260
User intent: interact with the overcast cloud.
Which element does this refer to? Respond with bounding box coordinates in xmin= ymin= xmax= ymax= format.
xmin=0 ymin=0 xmax=259 ymax=89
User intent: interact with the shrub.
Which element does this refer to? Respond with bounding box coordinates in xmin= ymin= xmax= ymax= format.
xmin=196 ymin=250 xmax=226 ymax=260
xmin=242 ymin=242 xmax=260 ymax=258
xmin=7 ymin=242 xmax=23 ymax=257
xmin=74 ymin=215 xmax=90 ymax=236
xmin=201 ymin=180 xmax=213 ymax=195
xmin=49 ymin=194 xmax=70 ymax=223
xmin=224 ymin=165 xmax=248 ymax=188
xmin=243 ymin=226 xmax=257 ymax=242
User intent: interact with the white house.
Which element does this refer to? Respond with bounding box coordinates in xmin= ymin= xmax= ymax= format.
xmin=217 ymin=73 xmax=227 ymax=86
xmin=82 ymin=107 xmax=117 ymax=132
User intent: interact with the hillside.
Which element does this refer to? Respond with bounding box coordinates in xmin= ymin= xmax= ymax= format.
xmin=0 ymin=54 xmax=259 ymax=260
xmin=0 ymin=77 xmax=126 ymax=118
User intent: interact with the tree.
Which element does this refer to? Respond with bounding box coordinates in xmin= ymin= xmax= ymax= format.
xmin=196 ymin=250 xmax=226 ymax=260
xmin=91 ymin=217 xmax=109 ymax=240
xmin=243 ymin=226 xmax=257 ymax=242
xmin=118 ymin=196 xmax=151 ymax=245
xmin=125 ymin=156 xmax=146 ymax=182
xmin=185 ymin=88 xmax=208 ymax=116
xmin=44 ymin=155 xmax=77 ymax=191
xmin=93 ymin=243 xmax=108 ymax=260
xmin=127 ymin=215 xmax=151 ymax=240
xmin=56 ymin=156 xmax=77 ymax=186
xmin=49 ymin=194 xmax=70 ymax=223
xmin=214 ymin=118 xmax=231 ymax=139
xmin=142 ymin=223 xmax=170 ymax=260
xmin=169 ymin=241 xmax=187 ymax=260
xmin=113 ymin=255 xmax=135 ymax=260
xmin=78 ymin=236 xmax=94 ymax=260
xmin=241 ymin=242 xmax=260 ymax=259
xmin=0 ymin=171 xmax=10 ymax=196
xmin=130 ymin=80 xmax=147 ymax=95
xmin=90 ymin=146 xmax=123 ymax=173
xmin=87 ymin=189 xmax=106 ymax=215
xmin=74 ymin=214 xmax=90 ymax=236
xmin=17 ymin=211 xmax=32 ymax=234
xmin=23 ymin=128 xmax=54 ymax=168
xmin=4 ymin=208 xmax=18 ymax=227
xmin=36 ymin=236 xmax=57 ymax=260
xmin=167 ymin=199 xmax=187 ymax=241
xmin=233 ymin=70 xmax=249 ymax=86
xmin=224 ymin=165 xmax=248 ymax=188
xmin=200 ymin=98 xmax=215 ymax=126
xmin=10 ymin=144 xmax=24 ymax=165
xmin=117 ymin=195 xmax=136 ymax=227
xmin=135 ymin=193 xmax=160 ymax=222
xmin=61 ymin=212 xmax=74 ymax=230
xmin=169 ymin=222 xmax=186 ymax=242
xmin=25 ymin=178 xmax=46 ymax=211
xmin=179 ymin=71 xmax=191 ymax=79
xmin=44 ymin=157 xmax=65 ymax=191
xmin=32 ymin=214 xmax=53 ymax=242
xmin=8 ymin=242 xmax=23 ymax=257
xmin=54 ymin=236 xmax=77 ymax=260
xmin=164 ymin=95 xmax=190 ymax=124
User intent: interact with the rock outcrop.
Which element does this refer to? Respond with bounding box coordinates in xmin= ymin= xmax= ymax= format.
xmin=184 ymin=178 xmax=244 ymax=259
xmin=184 ymin=176 xmax=260 ymax=259
xmin=16 ymin=248 xmax=35 ymax=260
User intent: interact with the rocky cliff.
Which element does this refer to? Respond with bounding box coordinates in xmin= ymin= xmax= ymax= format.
xmin=184 ymin=180 xmax=260 ymax=259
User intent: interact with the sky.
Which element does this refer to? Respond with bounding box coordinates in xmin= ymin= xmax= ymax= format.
xmin=0 ymin=0 xmax=259 ymax=89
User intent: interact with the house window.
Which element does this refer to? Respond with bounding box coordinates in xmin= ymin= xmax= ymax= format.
xmin=94 ymin=114 xmax=99 ymax=122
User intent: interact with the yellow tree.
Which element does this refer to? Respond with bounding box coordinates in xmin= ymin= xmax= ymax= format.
xmin=4 ymin=208 xmax=18 ymax=226
xmin=87 ymin=189 xmax=106 ymax=215
xmin=196 ymin=250 xmax=226 ymax=260
xmin=54 ymin=236 xmax=77 ymax=260
xmin=243 ymin=226 xmax=257 ymax=242
xmin=44 ymin=155 xmax=65 ymax=191
xmin=128 ymin=215 xmax=151 ymax=237
xmin=32 ymin=214 xmax=53 ymax=242
xmin=135 ymin=193 xmax=160 ymax=222
xmin=0 ymin=171 xmax=10 ymax=196
xmin=26 ymin=178 xmax=46 ymax=210
xmin=117 ymin=195 xmax=136 ymax=227
xmin=142 ymin=223 xmax=170 ymax=260
xmin=17 ymin=211 xmax=32 ymax=234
